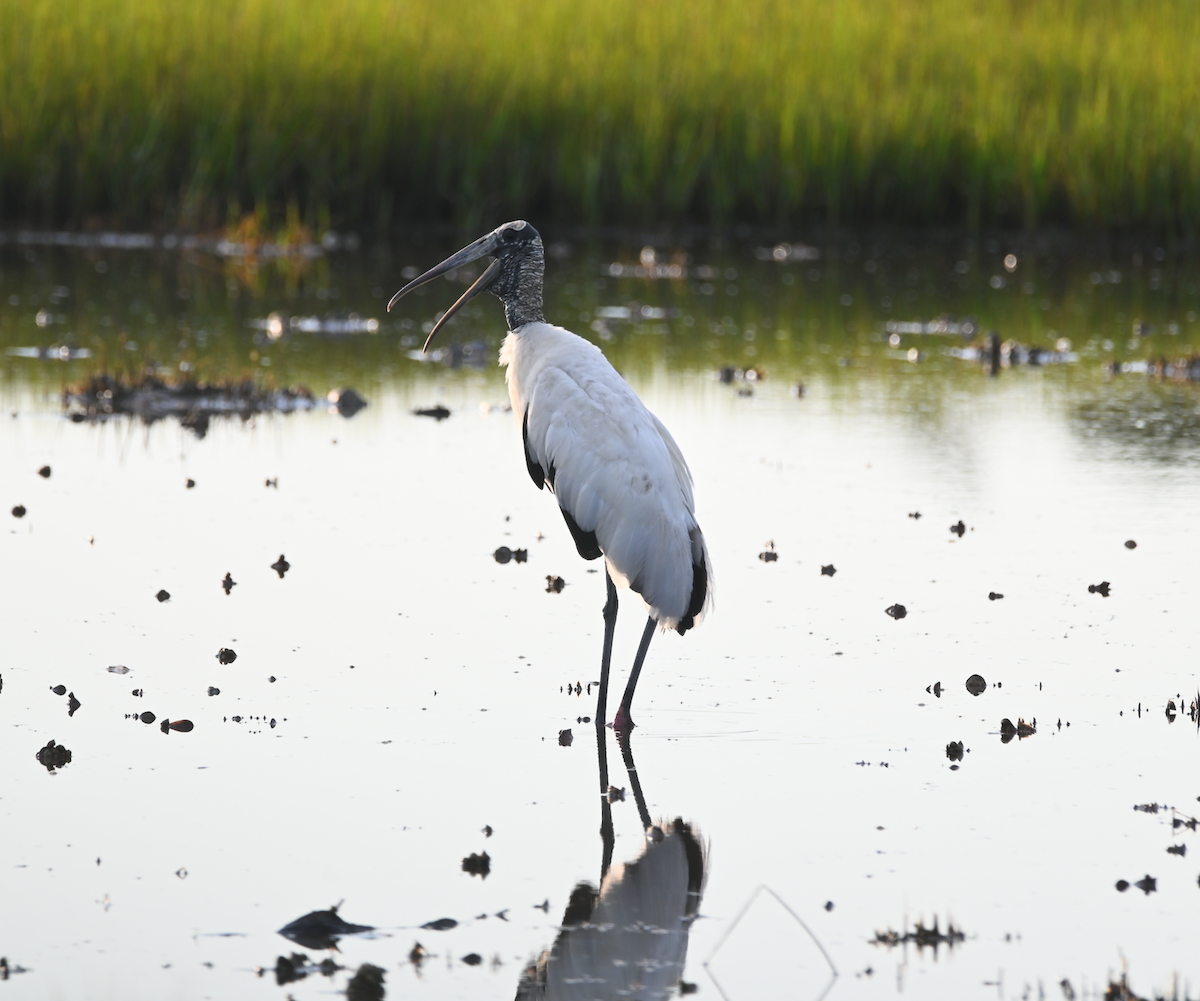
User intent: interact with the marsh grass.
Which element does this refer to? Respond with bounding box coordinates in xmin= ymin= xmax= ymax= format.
xmin=3 ymin=0 xmax=1199 ymax=232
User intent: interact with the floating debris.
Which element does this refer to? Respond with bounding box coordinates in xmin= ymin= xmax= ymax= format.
xmin=1116 ymin=880 xmax=1130 ymax=892
xmin=413 ymin=404 xmax=451 ymax=421
xmin=950 ymin=520 xmax=965 ymax=538
xmin=11 ymin=504 xmax=26 ymax=518
xmin=1000 ymin=717 xmax=1036 ymax=742
xmin=926 ymin=681 xmax=943 ymax=698
xmin=558 ymin=728 xmax=573 ymax=746
xmin=270 ymin=952 xmax=341 ymax=986
xmin=421 ymin=918 xmax=458 ymax=932
xmin=885 ymin=604 xmax=907 ymax=620
xmin=278 ymin=904 xmax=375 ymax=950
xmin=186 ymin=479 xmax=195 ymax=489
xmin=37 ymin=465 xmax=50 ymax=478
xmin=871 ymin=916 xmax=965 ymax=953
xmin=270 ymin=554 xmax=290 ymax=578
xmin=545 ymin=575 xmax=565 ymax=593
xmin=908 ymin=511 xmax=922 ymax=519
xmin=217 ymin=648 xmax=237 ymax=665
xmin=965 ymin=674 xmax=987 ymax=696
xmin=51 ymin=684 xmax=66 ymax=696
xmin=462 ymin=851 xmax=491 ymax=879
xmin=222 ymin=573 xmax=236 ymax=595
xmin=107 ymin=664 xmax=130 ymax=674
xmin=1167 ymin=844 xmax=1187 ymax=857
xmin=131 ymin=689 xmax=143 ymax=697
xmin=1125 ymin=539 xmax=1138 ymax=549
xmin=67 ymin=692 xmax=80 ymax=716
xmin=35 ymin=739 xmax=72 ymax=772
xmin=758 ymin=540 xmax=778 ymax=562
xmin=169 ymin=720 xmax=194 ymax=732
xmin=494 ymin=546 xmax=529 ymax=565
xmin=988 ymin=591 xmax=1004 ymax=601
xmin=946 ymin=741 xmax=964 ymax=762
xmin=328 ymin=388 xmax=367 ymax=418
xmin=1089 ymin=581 xmax=1112 ymax=597
xmin=140 ymin=711 xmax=156 ymax=724
xmin=64 ymin=373 xmax=324 ymax=437
xmin=345 ymin=963 xmax=385 ymax=1001
xmin=1134 ymin=875 xmax=1157 ymax=895
xmin=821 ymin=564 xmax=836 ymax=577
xmin=461 ymin=953 xmax=483 ymax=966
xmin=155 ymin=589 xmax=170 ymax=603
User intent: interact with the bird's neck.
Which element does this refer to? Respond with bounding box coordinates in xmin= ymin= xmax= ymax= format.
xmin=495 ymin=246 xmax=546 ymax=331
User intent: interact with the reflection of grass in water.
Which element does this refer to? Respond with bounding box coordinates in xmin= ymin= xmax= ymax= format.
xmin=3 ymin=0 xmax=1200 ymax=230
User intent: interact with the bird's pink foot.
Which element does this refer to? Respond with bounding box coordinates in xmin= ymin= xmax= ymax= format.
xmin=612 ymin=705 xmax=635 ymax=733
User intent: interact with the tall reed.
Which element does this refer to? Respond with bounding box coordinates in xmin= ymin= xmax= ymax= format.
xmin=2 ymin=0 xmax=1198 ymax=232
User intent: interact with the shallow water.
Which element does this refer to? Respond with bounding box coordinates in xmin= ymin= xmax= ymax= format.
xmin=1 ymin=233 xmax=1198 ymax=1001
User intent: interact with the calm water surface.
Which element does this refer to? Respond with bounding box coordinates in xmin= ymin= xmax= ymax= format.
xmin=1 ymin=232 xmax=1198 ymax=1000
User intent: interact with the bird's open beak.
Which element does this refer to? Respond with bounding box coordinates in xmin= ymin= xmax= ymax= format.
xmin=387 ymin=232 xmax=505 ymax=353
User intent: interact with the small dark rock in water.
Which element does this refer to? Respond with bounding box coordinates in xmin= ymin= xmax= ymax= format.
xmin=821 ymin=564 xmax=836 ymax=577
xmin=1088 ymin=581 xmax=1111 ymax=597
xmin=278 ymin=905 xmax=375 ymax=950
xmin=208 ymin=686 xmax=220 ymax=696
xmin=494 ymin=546 xmax=514 ymax=564
xmin=988 ymin=591 xmax=1004 ymax=601
xmin=345 ymin=963 xmax=385 ymax=1001
xmin=950 ymin=520 xmax=965 ymax=538
xmin=156 ymin=589 xmax=170 ymax=603
xmin=462 ymin=851 xmax=491 ymax=878
xmin=52 ymin=684 xmax=67 ymax=696
xmin=461 ymin=953 xmax=483 ymax=966
xmin=132 ymin=688 xmax=143 ymax=697
xmin=170 ymin=720 xmax=194 ymax=732
xmin=558 ymin=728 xmax=573 ymax=746
xmin=885 ymin=603 xmax=907 ymax=619
xmin=421 ymin=917 xmax=458 ymax=931
xmin=67 ymin=692 xmax=81 ymax=716
xmin=824 ymin=901 xmax=834 ymax=912
xmin=1134 ymin=874 xmax=1157 ymax=894
xmin=217 ymin=647 xmax=237 ymax=665
xmin=1124 ymin=539 xmax=1137 ymax=549
xmin=140 ymin=711 xmax=156 ymax=724
xmin=332 ymin=388 xmax=368 ymax=418
xmin=37 ymin=465 xmax=51 ymax=478
xmin=545 ymin=575 xmax=565 ymax=593
xmin=222 ymin=572 xmax=236 ymax=595
xmin=11 ymin=504 xmax=26 ymax=518
xmin=946 ymin=741 xmax=964 ymax=762
xmin=1116 ymin=879 xmax=1130 ymax=892
xmin=413 ymin=404 xmax=450 ymax=421
xmin=270 ymin=554 xmax=290 ymax=577
xmin=908 ymin=511 xmax=922 ymax=519
xmin=965 ymin=674 xmax=987 ymax=696
xmin=186 ymin=478 xmax=195 ymax=489
xmin=36 ymin=738 xmax=72 ymax=772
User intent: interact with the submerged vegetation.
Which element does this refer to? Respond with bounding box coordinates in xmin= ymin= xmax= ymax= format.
xmin=2 ymin=0 xmax=1199 ymax=233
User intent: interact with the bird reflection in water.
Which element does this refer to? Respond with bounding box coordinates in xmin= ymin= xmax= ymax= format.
xmin=516 ymin=727 xmax=706 ymax=999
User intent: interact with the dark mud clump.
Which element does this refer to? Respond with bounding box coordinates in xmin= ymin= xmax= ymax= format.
xmin=950 ymin=520 xmax=965 ymax=538
xmin=217 ymin=647 xmax=237 ymax=665
xmin=11 ymin=504 xmax=26 ymax=518
xmin=885 ymin=603 xmax=907 ymax=620
xmin=462 ymin=851 xmax=491 ymax=878
xmin=965 ymin=674 xmax=987 ymax=696
xmin=222 ymin=572 xmax=236 ymax=595
xmin=1089 ymin=581 xmax=1112 ymax=597
xmin=413 ymin=404 xmax=451 ymax=421
xmin=156 ymin=589 xmax=170 ymax=602
xmin=345 ymin=963 xmax=385 ymax=1001
xmin=36 ymin=739 xmax=72 ymax=772
xmin=278 ymin=905 xmax=375 ymax=950
xmin=821 ymin=564 xmax=836 ymax=577
xmin=545 ymin=575 xmax=565 ymax=593
xmin=37 ymin=465 xmax=51 ymax=478
xmin=271 ymin=554 xmax=290 ymax=578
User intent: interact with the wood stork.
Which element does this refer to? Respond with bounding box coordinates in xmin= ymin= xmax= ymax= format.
xmin=388 ymin=220 xmax=711 ymax=731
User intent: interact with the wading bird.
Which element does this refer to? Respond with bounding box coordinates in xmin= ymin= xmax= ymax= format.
xmin=388 ymin=220 xmax=711 ymax=731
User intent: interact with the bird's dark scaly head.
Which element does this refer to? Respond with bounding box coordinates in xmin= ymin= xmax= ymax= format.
xmin=387 ymin=220 xmax=544 ymax=352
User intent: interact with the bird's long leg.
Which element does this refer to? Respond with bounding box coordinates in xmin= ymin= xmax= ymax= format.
xmin=596 ymin=723 xmax=615 ymax=881
xmin=595 ymin=567 xmax=619 ymax=727
xmin=613 ymin=616 xmax=656 ymax=733
xmin=616 ymin=728 xmax=653 ymax=832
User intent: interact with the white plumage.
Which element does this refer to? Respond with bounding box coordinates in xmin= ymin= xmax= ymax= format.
xmin=502 ymin=322 xmax=711 ymax=632
xmin=388 ymin=219 xmax=711 ymax=728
